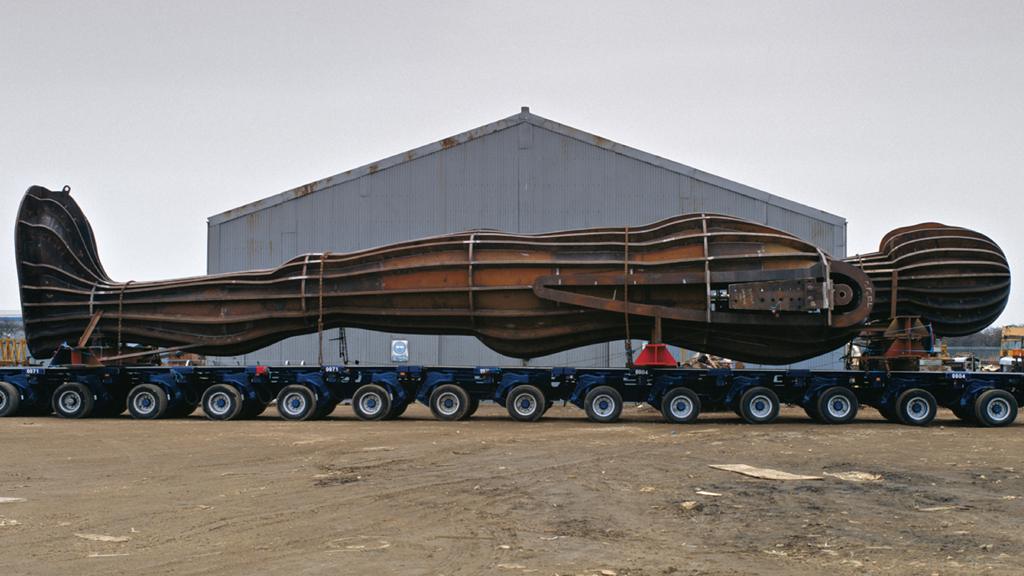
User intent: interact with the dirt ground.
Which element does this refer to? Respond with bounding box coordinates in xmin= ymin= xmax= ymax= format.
xmin=1 ymin=404 xmax=1022 ymax=576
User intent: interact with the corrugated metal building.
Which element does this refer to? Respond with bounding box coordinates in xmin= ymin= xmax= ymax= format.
xmin=207 ymin=108 xmax=847 ymax=368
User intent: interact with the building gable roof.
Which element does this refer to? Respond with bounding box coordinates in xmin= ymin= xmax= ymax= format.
xmin=208 ymin=107 xmax=844 ymax=227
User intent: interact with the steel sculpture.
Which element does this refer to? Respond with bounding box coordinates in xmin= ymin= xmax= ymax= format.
xmin=15 ymin=186 xmax=1008 ymax=364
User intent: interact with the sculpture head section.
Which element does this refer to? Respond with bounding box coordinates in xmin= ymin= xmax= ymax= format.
xmin=845 ymin=222 xmax=1010 ymax=337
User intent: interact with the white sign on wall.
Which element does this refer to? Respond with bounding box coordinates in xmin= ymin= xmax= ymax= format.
xmin=390 ymin=339 xmax=409 ymax=363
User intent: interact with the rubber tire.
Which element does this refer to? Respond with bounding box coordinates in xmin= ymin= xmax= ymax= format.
xmin=352 ymin=384 xmax=391 ymax=421
xmin=0 ymin=381 xmax=21 ymax=417
xmin=506 ymin=384 xmax=545 ymax=422
xmin=383 ymin=400 xmax=408 ymax=420
xmin=815 ymin=387 xmax=858 ymax=425
xmin=803 ymin=403 xmax=820 ymax=422
xmin=277 ymin=385 xmax=317 ymax=421
xmin=876 ymin=402 xmax=901 ymax=423
xmin=312 ymin=400 xmax=338 ymax=420
xmin=661 ymin=387 xmax=701 ymax=424
xmin=896 ymin=388 xmax=937 ymax=426
xmin=429 ymin=384 xmax=470 ymax=421
xmin=462 ymin=397 xmax=480 ymax=420
xmin=202 ymin=384 xmax=244 ymax=421
xmin=52 ymin=382 xmax=95 ymax=419
xmin=974 ymin=389 xmax=1018 ymax=427
xmin=127 ymin=384 xmax=169 ymax=419
xmin=951 ymin=402 xmax=977 ymax=424
xmin=585 ymin=386 xmax=623 ymax=423
xmin=738 ymin=387 xmax=780 ymax=424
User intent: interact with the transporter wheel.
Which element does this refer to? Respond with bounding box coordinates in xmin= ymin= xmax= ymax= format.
xmin=814 ymin=387 xmax=858 ymax=425
xmin=660 ymin=387 xmax=701 ymax=424
xmin=803 ymin=403 xmax=820 ymax=421
xmin=352 ymin=384 xmax=391 ymax=421
xmin=383 ymin=400 xmax=408 ymax=420
xmin=0 ymin=381 xmax=21 ymax=417
xmin=506 ymin=384 xmax=545 ymax=422
xmin=429 ymin=384 xmax=470 ymax=421
xmin=738 ymin=387 xmax=780 ymax=424
xmin=52 ymin=382 xmax=95 ymax=419
xmin=276 ymin=385 xmax=317 ymax=421
xmin=463 ymin=397 xmax=480 ymax=420
xmin=896 ymin=388 xmax=937 ymax=426
xmin=312 ymin=400 xmax=338 ymax=420
xmin=202 ymin=384 xmax=244 ymax=421
xmin=585 ymin=386 xmax=623 ymax=423
xmin=127 ymin=384 xmax=169 ymax=419
xmin=974 ymin=389 xmax=1018 ymax=427
xmin=876 ymin=402 xmax=901 ymax=423
xmin=951 ymin=402 xmax=977 ymax=424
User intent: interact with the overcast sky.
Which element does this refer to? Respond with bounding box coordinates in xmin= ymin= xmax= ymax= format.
xmin=2 ymin=1 xmax=1021 ymax=326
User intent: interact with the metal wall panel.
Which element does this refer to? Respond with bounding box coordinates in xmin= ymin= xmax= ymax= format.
xmin=766 ymin=204 xmax=845 ymax=257
xmin=207 ymin=117 xmax=847 ymax=368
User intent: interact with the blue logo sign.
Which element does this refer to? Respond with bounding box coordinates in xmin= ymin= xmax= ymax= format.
xmin=391 ymin=339 xmax=409 ymax=362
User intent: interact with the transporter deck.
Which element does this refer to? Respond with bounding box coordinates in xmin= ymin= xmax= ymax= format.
xmin=0 ymin=360 xmax=1021 ymax=427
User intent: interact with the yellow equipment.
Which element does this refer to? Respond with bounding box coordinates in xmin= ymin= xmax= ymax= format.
xmin=0 ymin=338 xmax=28 ymax=366
xmin=1000 ymin=326 xmax=1024 ymax=359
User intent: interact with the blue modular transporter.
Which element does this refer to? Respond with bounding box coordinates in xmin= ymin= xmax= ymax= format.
xmin=0 ymin=360 xmax=1021 ymax=427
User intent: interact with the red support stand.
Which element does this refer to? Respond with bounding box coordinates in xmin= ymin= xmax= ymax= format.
xmin=634 ymin=343 xmax=678 ymax=368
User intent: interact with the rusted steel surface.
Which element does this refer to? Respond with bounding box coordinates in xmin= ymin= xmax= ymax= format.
xmin=844 ymin=222 xmax=1010 ymax=337
xmin=16 ymin=186 xmax=879 ymax=364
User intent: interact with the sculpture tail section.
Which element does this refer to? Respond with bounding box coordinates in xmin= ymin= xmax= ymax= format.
xmin=15 ymin=186 xmax=112 ymax=358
